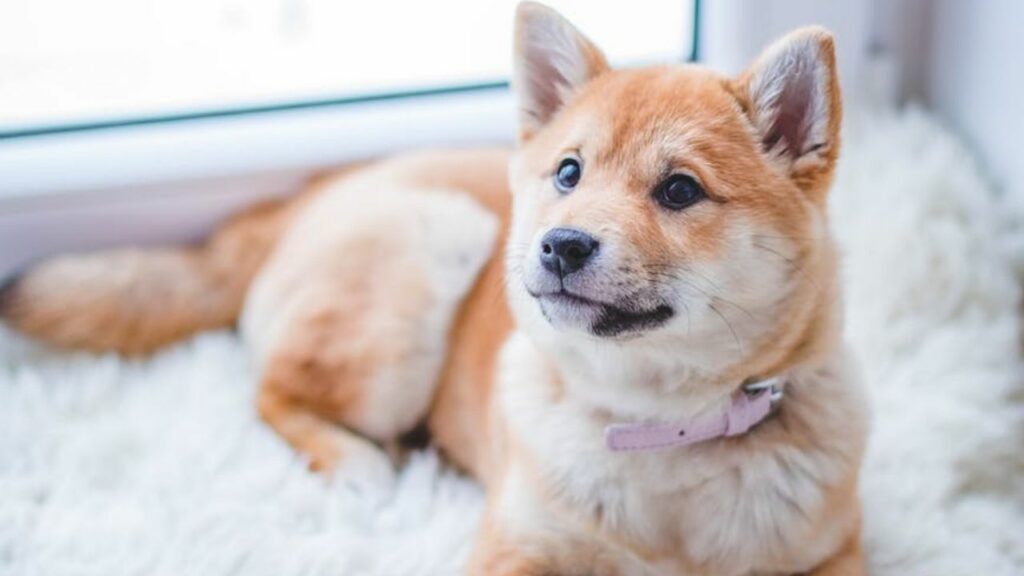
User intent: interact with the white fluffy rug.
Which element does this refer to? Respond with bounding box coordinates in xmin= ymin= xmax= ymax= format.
xmin=2 ymin=107 xmax=1023 ymax=576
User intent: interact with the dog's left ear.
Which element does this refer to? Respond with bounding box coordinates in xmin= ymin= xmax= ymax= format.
xmin=513 ymin=2 xmax=609 ymax=141
xmin=733 ymin=27 xmax=842 ymax=197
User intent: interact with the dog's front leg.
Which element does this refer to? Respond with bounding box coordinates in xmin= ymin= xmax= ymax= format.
xmin=806 ymin=533 xmax=866 ymax=576
xmin=464 ymin=514 xmax=550 ymax=576
xmin=465 ymin=465 xmax=633 ymax=576
xmin=466 ymin=508 xmax=616 ymax=576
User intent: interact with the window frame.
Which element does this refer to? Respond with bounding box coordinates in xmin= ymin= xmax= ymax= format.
xmin=0 ymin=2 xmax=699 ymax=279
xmin=0 ymin=1 xmax=700 ymax=142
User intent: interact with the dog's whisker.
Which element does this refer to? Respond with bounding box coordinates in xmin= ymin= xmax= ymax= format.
xmin=708 ymin=302 xmax=743 ymax=353
xmin=749 ymin=242 xmax=824 ymax=294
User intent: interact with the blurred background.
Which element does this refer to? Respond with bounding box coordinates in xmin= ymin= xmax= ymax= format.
xmin=0 ymin=0 xmax=1020 ymax=277
xmin=0 ymin=0 xmax=692 ymax=130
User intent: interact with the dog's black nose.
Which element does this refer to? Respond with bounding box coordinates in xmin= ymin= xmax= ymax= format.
xmin=540 ymin=228 xmax=599 ymax=276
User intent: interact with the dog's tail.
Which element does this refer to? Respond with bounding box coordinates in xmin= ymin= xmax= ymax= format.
xmin=0 ymin=198 xmax=295 ymax=355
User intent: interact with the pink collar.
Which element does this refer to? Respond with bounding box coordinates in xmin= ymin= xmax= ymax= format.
xmin=604 ymin=377 xmax=785 ymax=452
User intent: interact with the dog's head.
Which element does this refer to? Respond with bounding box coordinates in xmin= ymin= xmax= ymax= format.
xmin=506 ymin=3 xmax=842 ymax=368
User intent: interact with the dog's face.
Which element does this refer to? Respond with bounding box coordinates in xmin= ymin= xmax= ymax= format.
xmin=506 ymin=3 xmax=841 ymax=358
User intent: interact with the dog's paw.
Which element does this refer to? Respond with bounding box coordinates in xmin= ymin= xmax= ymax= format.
xmin=320 ymin=432 xmax=396 ymax=495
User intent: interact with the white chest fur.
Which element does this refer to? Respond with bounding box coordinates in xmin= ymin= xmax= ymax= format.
xmin=495 ymin=331 xmax=868 ymax=575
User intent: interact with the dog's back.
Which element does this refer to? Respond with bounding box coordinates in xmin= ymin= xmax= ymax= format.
xmin=0 ymin=151 xmax=506 ymax=357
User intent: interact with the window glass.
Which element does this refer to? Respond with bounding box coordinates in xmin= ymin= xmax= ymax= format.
xmin=0 ymin=0 xmax=694 ymax=132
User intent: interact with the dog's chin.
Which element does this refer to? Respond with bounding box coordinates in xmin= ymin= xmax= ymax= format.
xmin=533 ymin=290 xmax=674 ymax=338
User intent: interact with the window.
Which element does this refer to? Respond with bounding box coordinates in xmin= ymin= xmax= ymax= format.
xmin=0 ymin=0 xmax=696 ymax=136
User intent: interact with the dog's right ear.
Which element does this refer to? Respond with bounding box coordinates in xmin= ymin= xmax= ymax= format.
xmin=513 ymin=2 xmax=609 ymax=141
xmin=731 ymin=27 xmax=842 ymax=199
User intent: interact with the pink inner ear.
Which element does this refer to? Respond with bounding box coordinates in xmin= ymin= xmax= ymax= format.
xmin=521 ymin=42 xmax=569 ymax=126
xmin=519 ymin=14 xmax=591 ymax=131
xmin=763 ymin=60 xmax=819 ymax=159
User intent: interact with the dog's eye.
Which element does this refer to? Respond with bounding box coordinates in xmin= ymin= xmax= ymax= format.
xmin=654 ymin=174 xmax=705 ymax=210
xmin=554 ymin=158 xmax=582 ymax=193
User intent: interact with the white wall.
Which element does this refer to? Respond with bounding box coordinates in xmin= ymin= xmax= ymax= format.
xmin=925 ymin=0 xmax=1024 ymax=201
xmin=699 ymin=0 xmax=871 ymax=99
xmin=701 ymin=0 xmax=1022 ymax=202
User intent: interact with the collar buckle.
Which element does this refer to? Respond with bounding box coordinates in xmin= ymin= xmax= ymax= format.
xmin=742 ymin=376 xmax=785 ymax=405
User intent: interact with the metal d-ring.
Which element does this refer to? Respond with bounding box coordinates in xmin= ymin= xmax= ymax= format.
xmin=742 ymin=376 xmax=785 ymax=405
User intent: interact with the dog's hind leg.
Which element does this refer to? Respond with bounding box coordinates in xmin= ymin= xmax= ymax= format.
xmin=257 ymin=387 xmax=393 ymax=480
xmin=243 ymin=181 xmax=498 ymax=478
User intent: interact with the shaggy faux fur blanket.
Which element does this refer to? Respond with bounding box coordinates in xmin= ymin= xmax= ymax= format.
xmin=2 ymin=108 xmax=1022 ymax=575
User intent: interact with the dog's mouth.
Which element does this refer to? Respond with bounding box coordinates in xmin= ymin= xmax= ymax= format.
xmin=530 ymin=289 xmax=674 ymax=337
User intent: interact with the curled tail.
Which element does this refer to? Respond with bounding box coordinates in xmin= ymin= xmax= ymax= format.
xmin=0 ymin=198 xmax=294 ymax=355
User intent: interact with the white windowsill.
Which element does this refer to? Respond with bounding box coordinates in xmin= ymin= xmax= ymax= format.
xmin=0 ymin=87 xmax=515 ymax=201
xmin=0 ymin=87 xmax=516 ymax=278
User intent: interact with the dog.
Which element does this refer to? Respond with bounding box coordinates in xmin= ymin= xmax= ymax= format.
xmin=0 ymin=3 xmax=868 ymax=574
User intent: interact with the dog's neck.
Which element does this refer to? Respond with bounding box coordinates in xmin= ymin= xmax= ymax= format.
xmin=528 ymin=275 xmax=842 ymax=424
xmin=537 ymin=336 xmax=757 ymax=422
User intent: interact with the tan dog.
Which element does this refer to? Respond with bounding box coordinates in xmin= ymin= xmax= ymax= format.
xmin=1 ymin=3 xmax=868 ymax=574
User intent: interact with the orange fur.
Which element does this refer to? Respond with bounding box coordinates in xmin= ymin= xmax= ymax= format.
xmin=0 ymin=199 xmax=289 ymax=354
xmin=237 ymin=149 xmax=510 ymax=477
xmin=0 ymin=4 xmax=865 ymax=574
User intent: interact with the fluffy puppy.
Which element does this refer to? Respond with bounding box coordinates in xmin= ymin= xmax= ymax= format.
xmin=0 ymin=3 xmax=867 ymax=574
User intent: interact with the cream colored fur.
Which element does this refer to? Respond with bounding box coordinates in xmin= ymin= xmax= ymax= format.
xmin=495 ymin=331 xmax=867 ymax=575
xmin=0 ymin=4 xmax=867 ymax=574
